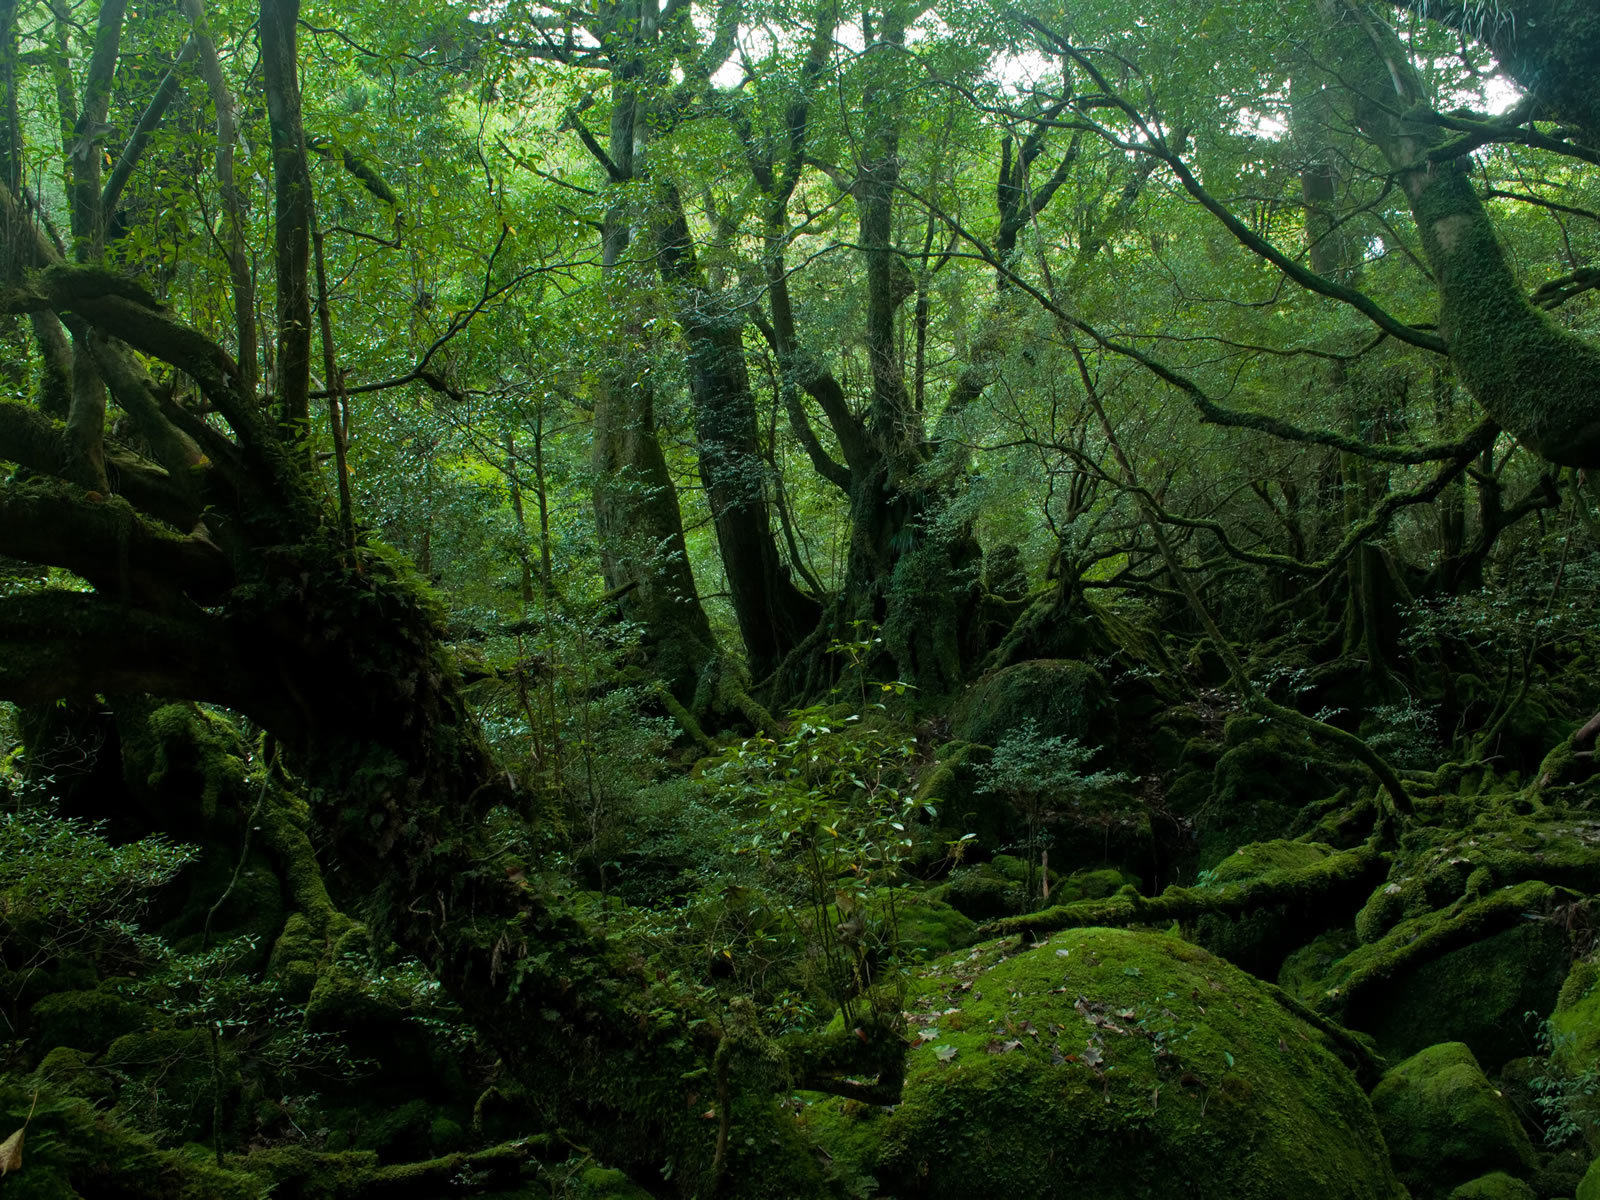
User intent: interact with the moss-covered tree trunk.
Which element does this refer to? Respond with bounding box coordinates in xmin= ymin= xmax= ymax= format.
xmin=588 ymin=25 xmax=718 ymax=705
xmin=1319 ymin=0 xmax=1600 ymax=467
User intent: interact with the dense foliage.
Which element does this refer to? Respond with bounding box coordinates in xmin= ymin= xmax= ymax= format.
xmin=2 ymin=0 xmax=1600 ymax=1195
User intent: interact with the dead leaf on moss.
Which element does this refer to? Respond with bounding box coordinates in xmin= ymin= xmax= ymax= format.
xmin=0 ymin=1126 xmax=22 ymax=1176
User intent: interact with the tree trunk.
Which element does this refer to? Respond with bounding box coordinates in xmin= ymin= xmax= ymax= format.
xmin=655 ymin=186 xmax=821 ymax=681
xmin=1320 ymin=0 xmax=1600 ymax=467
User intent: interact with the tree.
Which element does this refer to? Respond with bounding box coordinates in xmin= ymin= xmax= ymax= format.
xmin=0 ymin=0 xmax=886 ymax=1185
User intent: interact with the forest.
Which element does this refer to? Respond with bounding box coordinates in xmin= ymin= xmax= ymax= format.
xmin=1 ymin=0 xmax=1599 ymax=1195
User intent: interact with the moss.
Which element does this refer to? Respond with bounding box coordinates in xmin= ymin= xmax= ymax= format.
xmin=931 ymin=863 xmax=1020 ymax=920
xmin=34 ymin=1046 xmax=115 ymax=1104
xmin=1580 ymin=1156 xmax=1600 ymax=1200
xmin=892 ymin=894 xmax=977 ymax=960
xmin=1277 ymin=929 xmax=1359 ymax=1006
xmin=950 ymin=659 xmax=1112 ymax=750
xmin=1370 ymin=1042 xmax=1537 ymax=1198
xmin=576 ymin=1164 xmax=657 ymax=1199
xmin=102 ymin=1028 xmax=225 ymax=1142
xmin=911 ymin=741 xmax=999 ymax=857
xmin=30 ymin=987 xmax=152 ymax=1053
xmin=1551 ymin=958 xmax=1600 ymax=1077
xmin=0 ymin=1081 xmax=261 ymax=1200
xmin=1448 ymin=1173 xmax=1537 ymax=1200
xmin=1056 ymin=866 xmax=1138 ymax=903
xmin=1330 ymin=879 xmax=1573 ymax=1066
xmin=1530 ymin=1149 xmax=1595 ymax=1200
xmin=803 ymin=927 xmax=1404 ymax=1198
xmin=1193 ymin=840 xmax=1364 ymax=976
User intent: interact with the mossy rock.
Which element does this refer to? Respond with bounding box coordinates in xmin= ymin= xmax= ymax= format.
xmin=804 ymin=927 xmax=1405 ymax=1198
xmin=1551 ymin=958 xmax=1600 ymax=1077
xmin=912 ymin=741 xmax=1000 ymax=858
xmin=1530 ymin=1148 xmax=1595 ymax=1199
xmin=1449 ymin=1173 xmax=1537 ymax=1200
xmin=1277 ymin=929 xmax=1359 ymax=1006
xmin=34 ymin=1046 xmax=115 ymax=1104
xmin=1192 ymin=840 xmax=1374 ymax=978
xmin=931 ymin=864 xmax=1021 ymax=921
xmin=1197 ymin=729 xmax=1359 ymax=871
xmin=575 ymin=1165 xmax=657 ymax=1199
xmin=1356 ymin=918 xmax=1569 ymax=1068
xmin=1549 ymin=958 xmax=1600 ymax=1149
xmin=30 ymin=986 xmax=152 ymax=1054
xmin=1055 ymin=867 xmax=1139 ymax=904
xmin=103 ymin=1027 xmax=225 ymax=1141
xmin=1371 ymin=1042 xmax=1538 ymax=1199
xmin=950 ymin=659 xmax=1112 ymax=750
xmin=1329 ymin=878 xmax=1573 ymax=1068
xmin=1579 ymin=1155 xmax=1600 ymax=1200
xmin=894 ymin=894 xmax=977 ymax=960
xmin=231 ymin=1145 xmax=380 ymax=1199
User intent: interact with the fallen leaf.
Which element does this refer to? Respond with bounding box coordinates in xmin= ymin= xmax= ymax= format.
xmin=1 ymin=1090 xmax=36 ymax=1177
xmin=934 ymin=1045 xmax=958 ymax=1062
xmin=0 ymin=1127 xmax=22 ymax=1176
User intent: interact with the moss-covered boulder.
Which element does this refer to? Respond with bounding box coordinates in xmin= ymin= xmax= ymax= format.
xmin=1549 ymin=957 xmax=1600 ymax=1149
xmin=1370 ymin=1042 xmax=1538 ymax=1199
xmin=1551 ymin=958 xmax=1600 ymax=1077
xmin=1448 ymin=1173 xmax=1537 ymax=1200
xmin=30 ymin=986 xmax=152 ymax=1054
xmin=1192 ymin=840 xmax=1377 ymax=977
xmin=576 ymin=1164 xmax=658 ymax=1199
xmin=950 ymin=659 xmax=1111 ymax=750
xmin=931 ymin=863 xmax=1021 ymax=920
xmin=893 ymin=894 xmax=977 ymax=960
xmin=1579 ymin=1155 xmax=1600 ymax=1200
xmin=1195 ymin=722 xmax=1360 ymax=871
xmin=1278 ymin=929 xmax=1359 ymax=1005
xmin=804 ymin=928 xmax=1404 ymax=1198
xmin=1328 ymin=880 xmax=1571 ymax=1067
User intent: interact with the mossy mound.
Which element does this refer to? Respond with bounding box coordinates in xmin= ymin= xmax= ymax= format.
xmin=1549 ymin=957 xmax=1600 ymax=1149
xmin=1551 ymin=958 xmax=1600 ymax=1077
xmin=950 ymin=659 xmax=1111 ymax=750
xmin=804 ymin=927 xmax=1404 ymax=1198
xmin=1327 ymin=880 xmax=1572 ymax=1067
xmin=1448 ymin=1173 xmax=1537 ymax=1200
xmin=1579 ymin=1155 xmax=1600 ymax=1200
xmin=0 ymin=1082 xmax=261 ymax=1200
xmin=576 ymin=1165 xmax=657 ymax=1198
xmin=1192 ymin=840 xmax=1375 ymax=977
xmin=30 ymin=986 xmax=153 ymax=1054
xmin=1277 ymin=929 xmax=1360 ymax=1005
xmin=1370 ymin=1042 xmax=1537 ymax=1199
xmin=931 ymin=863 xmax=1021 ymax=920
xmin=1195 ymin=723 xmax=1361 ymax=871
xmin=912 ymin=741 xmax=1001 ymax=858
xmin=893 ymin=894 xmax=977 ymax=960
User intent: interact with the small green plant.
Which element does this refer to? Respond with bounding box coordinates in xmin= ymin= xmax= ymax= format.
xmin=702 ymin=698 xmax=925 ymax=1025
xmin=1526 ymin=1013 xmax=1600 ymax=1146
xmin=974 ymin=719 xmax=1128 ymax=908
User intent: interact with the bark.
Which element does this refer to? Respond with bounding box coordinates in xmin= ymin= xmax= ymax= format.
xmin=1320 ymin=0 xmax=1600 ymax=467
xmin=261 ymin=0 xmax=312 ymax=435
xmin=583 ymin=0 xmax=718 ymax=706
xmin=656 ymin=186 xmax=821 ymax=681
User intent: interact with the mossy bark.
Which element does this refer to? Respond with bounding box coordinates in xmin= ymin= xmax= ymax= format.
xmin=1317 ymin=0 xmax=1600 ymax=467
